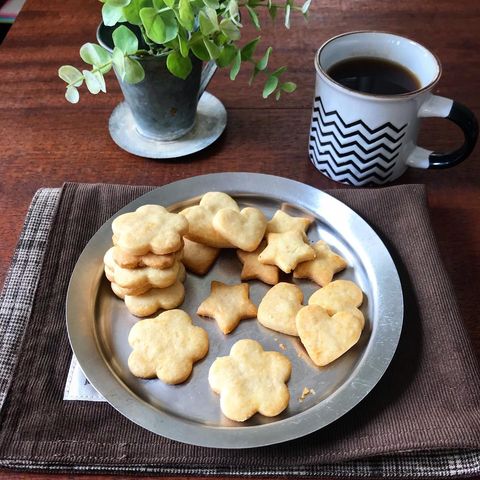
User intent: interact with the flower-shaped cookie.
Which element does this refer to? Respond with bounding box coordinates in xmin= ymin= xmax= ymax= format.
xmin=208 ymin=339 xmax=291 ymax=422
xmin=293 ymin=240 xmax=347 ymax=286
xmin=112 ymin=245 xmax=181 ymax=269
xmin=180 ymin=192 xmax=240 ymax=248
xmin=104 ymin=247 xmax=180 ymax=291
xmin=112 ymin=204 xmax=188 ymax=255
xmin=128 ymin=310 xmax=209 ymax=384
xmin=111 ymin=280 xmax=185 ymax=317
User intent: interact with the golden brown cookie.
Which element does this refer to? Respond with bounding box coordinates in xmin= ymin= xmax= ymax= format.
xmin=212 ymin=207 xmax=267 ymax=252
xmin=104 ymin=247 xmax=180 ymax=290
xmin=257 ymin=283 xmax=303 ymax=336
xmin=293 ymin=240 xmax=347 ymax=286
xmin=112 ymin=280 xmax=185 ymax=317
xmin=208 ymin=339 xmax=291 ymax=422
xmin=296 ymin=304 xmax=363 ymax=367
xmin=111 ymin=245 xmax=181 ymax=270
xmin=308 ymin=279 xmax=364 ymax=326
xmin=236 ymin=241 xmax=279 ymax=285
xmin=197 ymin=281 xmax=257 ymax=334
xmin=128 ymin=309 xmax=209 ymax=384
xmin=182 ymin=238 xmax=220 ymax=275
xmin=258 ymin=231 xmax=316 ymax=274
xmin=180 ymin=192 xmax=239 ymax=248
xmin=266 ymin=210 xmax=313 ymax=234
xmin=112 ymin=204 xmax=188 ymax=255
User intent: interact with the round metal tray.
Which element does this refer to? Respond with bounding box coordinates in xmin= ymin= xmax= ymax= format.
xmin=66 ymin=173 xmax=403 ymax=448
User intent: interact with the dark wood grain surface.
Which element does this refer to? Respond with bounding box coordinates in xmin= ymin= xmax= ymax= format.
xmin=0 ymin=0 xmax=479 ymax=478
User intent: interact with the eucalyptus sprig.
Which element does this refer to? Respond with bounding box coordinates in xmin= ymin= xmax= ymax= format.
xmin=59 ymin=0 xmax=311 ymax=103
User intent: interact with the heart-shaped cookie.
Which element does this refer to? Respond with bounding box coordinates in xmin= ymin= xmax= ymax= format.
xmin=308 ymin=279 xmax=364 ymax=327
xmin=257 ymin=283 xmax=303 ymax=336
xmin=213 ymin=207 xmax=267 ymax=252
xmin=296 ymin=304 xmax=363 ymax=366
xmin=180 ymin=192 xmax=240 ymax=248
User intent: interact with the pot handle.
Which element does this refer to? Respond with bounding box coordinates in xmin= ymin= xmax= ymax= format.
xmin=199 ymin=60 xmax=217 ymax=98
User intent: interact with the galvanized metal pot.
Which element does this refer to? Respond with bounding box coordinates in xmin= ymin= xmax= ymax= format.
xmin=97 ymin=23 xmax=217 ymax=141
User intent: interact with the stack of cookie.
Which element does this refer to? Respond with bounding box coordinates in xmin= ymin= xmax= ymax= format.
xmin=103 ymin=204 xmax=189 ymax=317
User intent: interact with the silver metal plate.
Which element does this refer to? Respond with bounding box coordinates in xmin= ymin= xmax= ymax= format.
xmin=66 ymin=173 xmax=403 ymax=448
xmin=108 ymin=92 xmax=227 ymax=159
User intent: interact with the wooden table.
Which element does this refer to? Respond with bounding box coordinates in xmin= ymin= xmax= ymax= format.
xmin=0 ymin=0 xmax=479 ymax=478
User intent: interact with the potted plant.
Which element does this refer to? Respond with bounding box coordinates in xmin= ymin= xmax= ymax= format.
xmin=58 ymin=0 xmax=311 ymax=141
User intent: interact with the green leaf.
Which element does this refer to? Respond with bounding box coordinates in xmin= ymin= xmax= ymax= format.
xmin=124 ymin=56 xmax=145 ymax=83
xmin=271 ymin=66 xmax=287 ymax=77
xmin=199 ymin=9 xmax=218 ymax=35
xmin=301 ymin=0 xmax=311 ymax=14
xmin=246 ymin=5 xmax=260 ymax=29
xmin=284 ymin=3 xmax=291 ymax=28
xmin=178 ymin=35 xmax=189 ymax=57
xmin=228 ymin=0 xmax=240 ymax=23
xmin=83 ymin=70 xmax=102 ymax=94
xmin=202 ymin=0 xmax=219 ymax=8
xmin=203 ymin=38 xmax=221 ymax=59
xmin=102 ymin=3 xmax=124 ymax=26
xmin=257 ymin=46 xmax=272 ymax=70
xmin=94 ymin=71 xmax=107 ymax=92
xmin=216 ymin=44 xmax=237 ymax=67
xmin=240 ymin=36 xmax=260 ymax=60
xmin=248 ymin=65 xmax=260 ymax=85
xmin=230 ymin=49 xmax=241 ymax=80
xmin=122 ymin=0 xmax=151 ymax=25
xmin=58 ymin=65 xmax=83 ymax=87
xmin=112 ymin=46 xmax=126 ymax=79
xmin=112 ymin=25 xmax=139 ymax=54
xmin=262 ymin=75 xmax=278 ymax=98
xmin=190 ymin=33 xmax=210 ymax=61
xmin=281 ymin=81 xmax=296 ymax=92
xmin=268 ymin=5 xmax=277 ymax=20
xmin=80 ymin=43 xmax=112 ymax=73
xmin=219 ymin=18 xmax=240 ymax=40
xmin=177 ymin=0 xmax=194 ymax=30
xmin=275 ymin=90 xmax=281 ymax=100
xmin=140 ymin=7 xmax=178 ymax=44
xmin=106 ymin=0 xmax=131 ymax=6
xmin=65 ymin=86 xmax=80 ymax=103
xmin=166 ymin=50 xmax=192 ymax=79
xmin=164 ymin=0 xmax=175 ymax=7
xmin=153 ymin=0 xmax=166 ymax=8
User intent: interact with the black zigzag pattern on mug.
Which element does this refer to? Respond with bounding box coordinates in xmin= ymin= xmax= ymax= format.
xmin=309 ymin=96 xmax=407 ymax=184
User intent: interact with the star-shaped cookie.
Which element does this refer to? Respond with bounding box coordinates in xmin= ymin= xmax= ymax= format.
xmin=197 ymin=281 xmax=257 ymax=334
xmin=266 ymin=210 xmax=313 ymax=234
xmin=208 ymin=339 xmax=291 ymax=422
xmin=258 ymin=230 xmax=316 ymax=274
xmin=293 ymin=240 xmax=347 ymax=286
xmin=236 ymin=241 xmax=279 ymax=285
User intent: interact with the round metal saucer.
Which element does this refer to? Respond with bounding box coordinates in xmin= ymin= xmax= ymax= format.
xmin=108 ymin=92 xmax=227 ymax=159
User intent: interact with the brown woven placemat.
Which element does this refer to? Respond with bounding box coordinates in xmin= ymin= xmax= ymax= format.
xmin=0 ymin=181 xmax=479 ymax=476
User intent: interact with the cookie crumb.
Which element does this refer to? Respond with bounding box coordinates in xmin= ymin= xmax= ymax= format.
xmin=299 ymin=387 xmax=314 ymax=402
xmin=279 ymin=343 xmax=286 ymax=350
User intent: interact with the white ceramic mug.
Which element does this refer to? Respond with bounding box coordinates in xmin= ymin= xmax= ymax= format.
xmin=308 ymin=31 xmax=478 ymax=186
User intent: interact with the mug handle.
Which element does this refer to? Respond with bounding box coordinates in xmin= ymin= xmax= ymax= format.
xmin=406 ymin=95 xmax=478 ymax=169
xmin=198 ymin=60 xmax=217 ymax=98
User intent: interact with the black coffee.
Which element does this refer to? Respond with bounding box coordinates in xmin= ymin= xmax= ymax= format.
xmin=327 ymin=56 xmax=421 ymax=95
